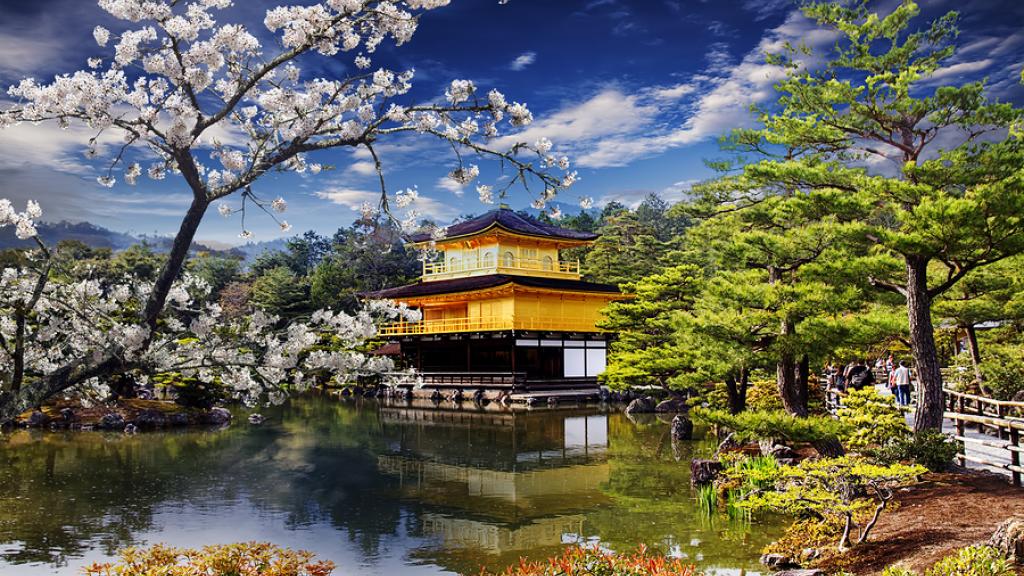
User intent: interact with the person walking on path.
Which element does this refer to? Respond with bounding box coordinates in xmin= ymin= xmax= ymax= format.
xmin=891 ymin=361 xmax=912 ymax=406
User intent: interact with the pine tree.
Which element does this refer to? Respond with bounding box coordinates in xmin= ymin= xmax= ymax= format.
xmin=709 ymin=0 xmax=1024 ymax=430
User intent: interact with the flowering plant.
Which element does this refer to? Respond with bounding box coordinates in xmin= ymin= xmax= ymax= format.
xmin=0 ymin=200 xmax=420 ymax=422
xmin=0 ymin=0 xmax=572 ymax=419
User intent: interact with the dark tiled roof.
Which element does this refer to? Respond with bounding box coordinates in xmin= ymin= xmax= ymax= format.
xmin=361 ymin=274 xmax=621 ymax=299
xmin=409 ymin=208 xmax=599 ymax=243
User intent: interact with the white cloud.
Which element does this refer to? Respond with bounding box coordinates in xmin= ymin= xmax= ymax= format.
xmin=652 ymin=83 xmax=698 ymax=100
xmin=316 ymin=186 xmax=460 ymax=222
xmin=927 ymin=59 xmax=994 ymax=82
xmin=315 ymin=187 xmax=381 ymax=210
xmin=0 ymin=120 xmax=122 ymax=174
xmin=0 ymin=32 xmax=65 ymax=78
xmin=490 ymin=88 xmax=659 ymax=166
xmin=349 ymin=160 xmax=377 ymax=176
xmin=435 ymin=176 xmax=466 ymax=197
xmin=597 ymin=179 xmax=697 ymax=209
xmin=501 ymin=10 xmax=838 ymax=169
xmin=510 ymin=51 xmax=536 ymax=71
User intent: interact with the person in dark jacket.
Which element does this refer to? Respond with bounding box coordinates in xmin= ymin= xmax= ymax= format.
xmin=847 ymin=360 xmax=876 ymax=390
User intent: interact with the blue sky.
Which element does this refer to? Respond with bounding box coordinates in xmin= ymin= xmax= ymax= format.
xmin=0 ymin=0 xmax=1022 ymax=246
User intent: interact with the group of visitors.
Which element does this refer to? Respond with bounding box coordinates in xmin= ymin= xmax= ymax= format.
xmin=824 ymin=354 xmax=915 ymax=406
xmin=824 ymin=359 xmax=875 ymax=391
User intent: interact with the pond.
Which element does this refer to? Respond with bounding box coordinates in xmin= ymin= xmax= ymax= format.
xmin=0 ymin=395 xmax=785 ymax=575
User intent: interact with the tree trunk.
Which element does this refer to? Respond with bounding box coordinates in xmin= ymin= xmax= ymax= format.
xmin=906 ymin=255 xmax=944 ymax=432
xmin=776 ymin=323 xmax=807 ymax=417
xmin=725 ymin=367 xmax=749 ymax=414
xmin=965 ymin=324 xmax=984 ymax=387
xmin=141 ymin=193 xmax=210 ymax=329
xmin=797 ymin=353 xmax=810 ymax=410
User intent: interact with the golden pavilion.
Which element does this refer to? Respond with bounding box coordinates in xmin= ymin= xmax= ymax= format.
xmin=365 ymin=207 xmax=625 ymax=396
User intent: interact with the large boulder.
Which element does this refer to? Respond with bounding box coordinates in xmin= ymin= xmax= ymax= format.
xmin=203 ymin=407 xmax=232 ymax=426
xmin=26 ymin=411 xmax=49 ymax=428
xmin=134 ymin=409 xmax=168 ymax=428
xmin=624 ymin=396 xmax=656 ymax=414
xmin=760 ymin=553 xmax=797 ymax=570
xmin=671 ymin=414 xmax=693 ymax=440
xmin=167 ymin=412 xmax=190 ymax=427
xmin=990 ymin=516 xmax=1024 ymax=564
xmin=690 ymin=459 xmax=723 ymax=486
xmin=98 ymin=413 xmax=126 ymax=430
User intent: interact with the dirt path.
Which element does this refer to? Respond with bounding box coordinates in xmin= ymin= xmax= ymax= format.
xmin=814 ymin=471 xmax=1024 ymax=574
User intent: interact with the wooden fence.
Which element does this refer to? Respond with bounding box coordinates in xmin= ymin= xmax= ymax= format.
xmin=943 ymin=389 xmax=1024 ymax=487
xmin=824 ymin=385 xmax=1024 ymax=487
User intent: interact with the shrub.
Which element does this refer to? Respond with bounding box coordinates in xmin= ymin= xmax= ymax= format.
xmin=746 ymin=379 xmax=782 ymax=411
xmin=836 ymin=388 xmax=909 ymax=450
xmin=979 ymin=345 xmax=1024 ymax=401
xmin=763 ymin=517 xmax=845 ymax=563
xmin=476 ymin=545 xmax=698 ymax=576
xmin=745 ymin=377 xmax=826 ymax=414
xmin=882 ymin=568 xmax=915 ymax=576
xmin=871 ymin=430 xmax=959 ymax=472
xmin=154 ymin=371 xmax=225 ymax=409
xmin=83 ymin=542 xmax=334 ymax=576
xmin=741 ymin=457 xmax=925 ymax=552
xmin=692 ymin=408 xmax=849 ymax=444
xmin=926 ymin=545 xmax=1015 ymax=576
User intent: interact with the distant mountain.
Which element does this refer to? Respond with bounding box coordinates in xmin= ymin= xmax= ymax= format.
xmin=234 ymin=237 xmax=290 ymax=264
xmin=0 ymin=221 xmax=238 ymax=257
xmin=0 ymin=221 xmax=137 ymax=251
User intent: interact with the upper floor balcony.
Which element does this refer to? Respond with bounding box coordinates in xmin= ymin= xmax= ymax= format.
xmin=422 ymin=256 xmax=581 ymax=282
xmin=376 ymin=315 xmax=603 ymax=336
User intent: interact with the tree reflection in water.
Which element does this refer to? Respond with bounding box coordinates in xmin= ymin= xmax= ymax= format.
xmin=0 ymin=396 xmax=783 ymax=575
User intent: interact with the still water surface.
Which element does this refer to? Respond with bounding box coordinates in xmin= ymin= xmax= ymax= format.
xmin=0 ymin=396 xmax=784 ymax=575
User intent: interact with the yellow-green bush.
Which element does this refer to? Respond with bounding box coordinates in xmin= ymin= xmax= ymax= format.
xmin=837 ymin=388 xmax=909 ymax=450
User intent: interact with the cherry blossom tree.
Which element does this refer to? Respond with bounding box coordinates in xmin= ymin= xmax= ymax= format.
xmin=0 ymin=0 xmax=574 ymax=422
xmin=0 ymin=199 xmax=424 ymax=423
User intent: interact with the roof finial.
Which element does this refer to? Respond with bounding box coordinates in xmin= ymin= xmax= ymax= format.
xmin=498 ymin=202 xmax=511 ymax=210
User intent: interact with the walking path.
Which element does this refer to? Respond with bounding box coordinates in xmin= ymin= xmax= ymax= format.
xmin=875 ymin=384 xmax=1016 ymax=478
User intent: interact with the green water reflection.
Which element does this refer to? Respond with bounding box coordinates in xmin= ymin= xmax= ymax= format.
xmin=0 ymin=396 xmax=784 ymax=575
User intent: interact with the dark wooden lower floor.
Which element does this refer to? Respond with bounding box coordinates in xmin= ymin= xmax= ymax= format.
xmin=389 ymin=331 xmax=608 ymax=393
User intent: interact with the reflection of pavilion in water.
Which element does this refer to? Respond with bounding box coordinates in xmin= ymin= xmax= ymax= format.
xmin=375 ymin=405 xmax=610 ymax=560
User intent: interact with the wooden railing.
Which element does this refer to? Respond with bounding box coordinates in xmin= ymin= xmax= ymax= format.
xmin=944 ymin=388 xmax=1024 ymax=487
xmin=422 ymin=257 xmax=580 ymax=279
xmin=377 ymin=316 xmax=602 ymax=336
xmin=413 ymin=371 xmax=527 ymax=390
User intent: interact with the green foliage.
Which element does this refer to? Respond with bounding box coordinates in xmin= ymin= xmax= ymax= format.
xmin=836 ymin=388 xmax=910 ymax=450
xmin=870 ymin=430 xmax=958 ymax=472
xmin=977 ymin=343 xmax=1024 ymax=401
xmin=925 ymin=546 xmax=1015 ymax=576
xmin=882 ymin=568 xmax=915 ymax=576
xmin=745 ymin=379 xmax=783 ymax=412
xmin=152 ymin=372 xmax=224 ymax=409
xmin=187 ymin=253 xmax=242 ymax=300
xmin=599 ymin=264 xmax=704 ymax=390
xmin=741 ymin=457 xmax=925 ymax=551
xmin=763 ymin=517 xmax=845 ymax=564
xmin=250 ymin=266 xmax=311 ymax=318
xmin=697 ymin=0 xmax=1024 ymax=429
xmin=584 ymin=194 xmax=687 ymax=287
xmin=692 ymin=408 xmax=848 ymax=444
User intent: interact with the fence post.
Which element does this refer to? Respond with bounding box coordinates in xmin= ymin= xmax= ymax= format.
xmin=1011 ymin=427 xmax=1021 ymax=488
xmin=955 ymin=417 xmax=966 ymax=467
